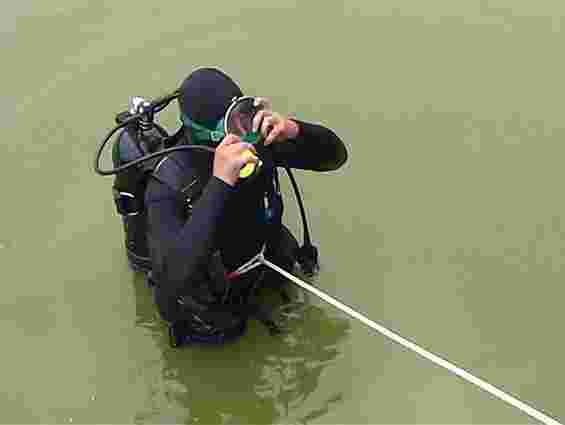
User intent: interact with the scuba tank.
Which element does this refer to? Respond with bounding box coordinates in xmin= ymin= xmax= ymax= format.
xmin=111 ymin=97 xmax=170 ymax=272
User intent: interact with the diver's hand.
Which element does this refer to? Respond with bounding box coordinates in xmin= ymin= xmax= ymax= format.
xmin=213 ymin=135 xmax=258 ymax=186
xmin=252 ymin=98 xmax=299 ymax=146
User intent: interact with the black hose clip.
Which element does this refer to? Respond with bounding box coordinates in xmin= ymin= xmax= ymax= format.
xmin=296 ymin=243 xmax=319 ymax=277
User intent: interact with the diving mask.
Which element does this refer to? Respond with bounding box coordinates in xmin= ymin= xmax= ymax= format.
xmin=181 ymin=96 xmax=264 ymax=178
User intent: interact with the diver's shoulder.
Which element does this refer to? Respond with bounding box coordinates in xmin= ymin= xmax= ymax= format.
xmin=150 ymin=149 xmax=211 ymax=193
xmin=152 ymin=150 xmax=189 ymax=173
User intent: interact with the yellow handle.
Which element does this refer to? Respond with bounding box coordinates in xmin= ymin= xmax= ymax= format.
xmin=240 ymin=150 xmax=262 ymax=178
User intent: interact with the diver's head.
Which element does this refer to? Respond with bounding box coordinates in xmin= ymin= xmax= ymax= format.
xmin=179 ymin=67 xmax=243 ymax=144
xmin=179 ymin=67 xmax=265 ymax=181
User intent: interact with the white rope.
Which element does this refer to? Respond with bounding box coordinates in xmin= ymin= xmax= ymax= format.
xmin=261 ymin=258 xmax=561 ymax=425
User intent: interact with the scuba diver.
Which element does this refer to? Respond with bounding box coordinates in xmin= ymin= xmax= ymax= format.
xmin=103 ymin=67 xmax=348 ymax=346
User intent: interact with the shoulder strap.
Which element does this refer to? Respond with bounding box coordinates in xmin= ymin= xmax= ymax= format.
xmin=150 ymin=151 xmax=212 ymax=218
xmin=151 ymin=152 xmax=192 ymax=193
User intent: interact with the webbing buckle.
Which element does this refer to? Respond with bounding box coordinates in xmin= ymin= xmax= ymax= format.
xmin=225 ymin=244 xmax=267 ymax=280
xmin=113 ymin=189 xmax=141 ymax=216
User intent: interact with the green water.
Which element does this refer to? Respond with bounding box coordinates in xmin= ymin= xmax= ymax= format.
xmin=2 ymin=1 xmax=565 ymax=423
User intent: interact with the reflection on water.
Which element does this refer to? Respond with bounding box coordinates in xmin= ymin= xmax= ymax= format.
xmin=129 ymin=271 xmax=351 ymax=424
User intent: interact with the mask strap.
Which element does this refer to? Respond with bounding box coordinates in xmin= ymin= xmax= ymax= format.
xmin=180 ymin=101 xmax=260 ymax=145
xmin=180 ymin=113 xmax=225 ymax=144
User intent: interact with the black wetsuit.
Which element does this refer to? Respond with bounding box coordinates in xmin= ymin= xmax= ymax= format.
xmin=145 ymin=120 xmax=347 ymax=323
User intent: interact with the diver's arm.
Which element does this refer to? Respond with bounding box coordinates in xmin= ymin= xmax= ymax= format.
xmin=272 ymin=120 xmax=348 ymax=171
xmin=146 ymin=177 xmax=233 ymax=321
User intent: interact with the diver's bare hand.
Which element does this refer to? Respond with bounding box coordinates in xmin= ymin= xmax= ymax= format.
xmin=213 ymin=134 xmax=258 ymax=186
xmin=252 ymin=98 xmax=299 ymax=146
